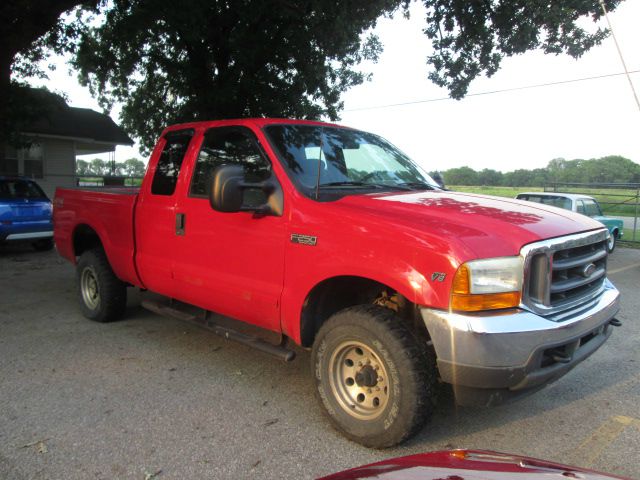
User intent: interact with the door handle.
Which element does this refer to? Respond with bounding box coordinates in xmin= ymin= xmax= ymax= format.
xmin=176 ymin=213 xmax=186 ymax=236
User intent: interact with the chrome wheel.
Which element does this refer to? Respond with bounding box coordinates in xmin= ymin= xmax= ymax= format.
xmin=607 ymin=234 xmax=615 ymax=252
xmin=80 ymin=266 xmax=100 ymax=310
xmin=328 ymin=341 xmax=390 ymax=420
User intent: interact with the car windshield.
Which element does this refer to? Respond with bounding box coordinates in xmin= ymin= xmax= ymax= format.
xmin=264 ymin=124 xmax=439 ymax=199
xmin=0 ymin=179 xmax=47 ymax=200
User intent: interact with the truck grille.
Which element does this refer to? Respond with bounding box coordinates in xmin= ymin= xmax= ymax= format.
xmin=521 ymin=229 xmax=609 ymax=319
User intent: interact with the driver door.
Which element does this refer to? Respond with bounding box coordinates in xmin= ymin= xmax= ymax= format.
xmin=171 ymin=126 xmax=286 ymax=332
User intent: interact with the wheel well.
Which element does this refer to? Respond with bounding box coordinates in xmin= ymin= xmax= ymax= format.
xmin=73 ymin=224 xmax=102 ymax=257
xmin=299 ymin=276 xmax=429 ymax=347
xmin=611 ymin=228 xmax=619 ymax=238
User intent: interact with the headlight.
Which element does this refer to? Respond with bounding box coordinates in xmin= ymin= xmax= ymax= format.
xmin=451 ymin=257 xmax=523 ymax=312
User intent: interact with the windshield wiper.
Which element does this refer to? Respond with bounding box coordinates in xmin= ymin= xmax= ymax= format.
xmin=318 ymin=181 xmax=411 ymax=191
xmin=318 ymin=181 xmax=371 ymax=188
xmin=396 ymin=181 xmax=437 ymax=190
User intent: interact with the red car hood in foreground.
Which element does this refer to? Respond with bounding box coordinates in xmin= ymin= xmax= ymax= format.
xmin=336 ymin=190 xmax=604 ymax=258
xmin=318 ymin=450 xmax=632 ymax=480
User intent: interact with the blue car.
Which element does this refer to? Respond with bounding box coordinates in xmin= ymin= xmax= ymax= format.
xmin=0 ymin=176 xmax=54 ymax=251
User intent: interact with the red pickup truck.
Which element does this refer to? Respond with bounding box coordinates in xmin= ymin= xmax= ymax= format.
xmin=54 ymin=119 xmax=621 ymax=448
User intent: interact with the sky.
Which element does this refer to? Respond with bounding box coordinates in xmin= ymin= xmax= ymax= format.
xmin=35 ymin=0 xmax=640 ymax=173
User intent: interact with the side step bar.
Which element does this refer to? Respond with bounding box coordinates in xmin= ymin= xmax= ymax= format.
xmin=141 ymin=299 xmax=296 ymax=362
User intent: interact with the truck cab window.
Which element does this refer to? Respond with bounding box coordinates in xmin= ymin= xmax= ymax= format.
xmin=582 ymin=199 xmax=602 ymax=217
xmin=151 ymin=130 xmax=194 ymax=196
xmin=190 ymin=127 xmax=271 ymax=207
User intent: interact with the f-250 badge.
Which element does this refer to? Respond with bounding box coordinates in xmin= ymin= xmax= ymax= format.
xmin=291 ymin=234 xmax=317 ymax=246
xmin=431 ymin=272 xmax=446 ymax=282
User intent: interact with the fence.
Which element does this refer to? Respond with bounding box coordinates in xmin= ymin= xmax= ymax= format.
xmin=76 ymin=176 xmax=144 ymax=187
xmin=545 ymin=182 xmax=640 ymax=244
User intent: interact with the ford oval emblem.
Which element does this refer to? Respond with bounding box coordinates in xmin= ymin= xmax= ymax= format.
xmin=581 ymin=263 xmax=596 ymax=278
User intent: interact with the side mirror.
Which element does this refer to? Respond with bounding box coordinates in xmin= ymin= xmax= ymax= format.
xmin=209 ymin=164 xmax=283 ymax=216
xmin=209 ymin=164 xmax=245 ymax=213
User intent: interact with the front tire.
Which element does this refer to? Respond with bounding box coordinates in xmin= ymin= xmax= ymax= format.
xmin=76 ymin=248 xmax=127 ymax=322
xmin=311 ymin=305 xmax=437 ymax=448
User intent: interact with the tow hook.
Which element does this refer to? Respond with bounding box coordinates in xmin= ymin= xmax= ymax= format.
xmin=549 ymin=349 xmax=572 ymax=364
xmin=609 ymin=318 xmax=622 ymax=327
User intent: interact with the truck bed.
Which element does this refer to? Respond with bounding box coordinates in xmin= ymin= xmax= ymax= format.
xmin=53 ymin=187 xmax=142 ymax=287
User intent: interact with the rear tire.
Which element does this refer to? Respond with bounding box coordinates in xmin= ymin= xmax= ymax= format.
xmin=311 ymin=305 xmax=437 ymax=448
xmin=76 ymin=248 xmax=127 ymax=322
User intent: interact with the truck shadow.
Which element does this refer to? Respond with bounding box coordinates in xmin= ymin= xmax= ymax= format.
xmin=120 ymin=300 xmax=635 ymax=454
xmin=4 ymin=249 xmax=635 ymax=462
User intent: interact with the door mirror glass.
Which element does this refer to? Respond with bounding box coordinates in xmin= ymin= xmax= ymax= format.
xmin=209 ymin=164 xmax=284 ymax=216
xmin=209 ymin=165 xmax=245 ymax=212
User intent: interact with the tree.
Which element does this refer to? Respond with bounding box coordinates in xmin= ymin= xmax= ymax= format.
xmin=0 ymin=1 xmax=98 ymax=143
xmin=6 ymin=0 xmax=625 ymax=150
xmin=89 ymin=158 xmax=107 ymax=175
xmin=441 ymin=156 xmax=639 ymax=187
xmin=582 ymin=156 xmax=640 ymax=183
xmin=443 ymin=166 xmax=478 ymax=185
xmin=76 ymin=159 xmax=91 ymax=175
xmin=477 ymin=168 xmax=503 ymax=186
xmin=73 ymin=0 xmax=399 ymax=152
xmin=422 ymin=0 xmax=623 ymax=98
xmin=73 ymin=0 xmax=624 ymax=152
xmin=122 ymin=158 xmax=146 ymax=177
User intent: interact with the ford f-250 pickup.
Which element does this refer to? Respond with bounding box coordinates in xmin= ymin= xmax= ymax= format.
xmin=54 ymin=119 xmax=621 ymax=448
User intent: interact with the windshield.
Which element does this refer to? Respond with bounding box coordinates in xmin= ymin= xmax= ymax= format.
xmin=264 ymin=124 xmax=439 ymax=199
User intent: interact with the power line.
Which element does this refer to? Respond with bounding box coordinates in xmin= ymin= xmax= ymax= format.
xmin=345 ymin=69 xmax=640 ymax=112
xmin=599 ymin=0 xmax=640 ymax=113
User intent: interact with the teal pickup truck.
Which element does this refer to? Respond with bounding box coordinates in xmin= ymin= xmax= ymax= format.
xmin=516 ymin=192 xmax=624 ymax=252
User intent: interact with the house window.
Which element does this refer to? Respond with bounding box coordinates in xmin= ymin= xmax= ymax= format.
xmin=0 ymin=145 xmax=19 ymax=175
xmin=24 ymin=143 xmax=44 ymax=179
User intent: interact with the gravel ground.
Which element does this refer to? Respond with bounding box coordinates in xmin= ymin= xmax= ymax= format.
xmin=0 ymin=245 xmax=638 ymax=480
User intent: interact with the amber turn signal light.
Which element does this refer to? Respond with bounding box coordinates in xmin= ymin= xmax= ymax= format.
xmin=451 ymin=291 xmax=521 ymax=311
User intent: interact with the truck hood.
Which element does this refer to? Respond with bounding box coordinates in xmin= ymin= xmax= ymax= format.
xmin=335 ymin=190 xmax=604 ymax=258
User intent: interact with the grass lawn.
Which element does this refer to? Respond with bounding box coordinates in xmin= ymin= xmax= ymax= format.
xmin=449 ymin=185 xmax=542 ymax=198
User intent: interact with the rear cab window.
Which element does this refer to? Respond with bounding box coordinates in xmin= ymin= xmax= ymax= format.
xmin=151 ymin=129 xmax=195 ymax=196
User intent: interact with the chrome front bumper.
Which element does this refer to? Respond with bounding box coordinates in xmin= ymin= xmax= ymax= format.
xmin=420 ymin=279 xmax=620 ymax=406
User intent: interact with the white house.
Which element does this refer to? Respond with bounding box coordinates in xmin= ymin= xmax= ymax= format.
xmin=1 ymin=92 xmax=132 ymax=198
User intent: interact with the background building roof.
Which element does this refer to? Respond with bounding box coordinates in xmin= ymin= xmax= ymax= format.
xmin=22 ymin=88 xmax=133 ymax=146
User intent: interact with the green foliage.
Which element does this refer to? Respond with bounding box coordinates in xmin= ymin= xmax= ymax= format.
xmin=3 ymin=0 xmax=626 ymax=150
xmin=443 ymin=166 xmax=478 ymax=185
xmin=441 ymin=156 xmax=640 ymax=188
xmin=122 ymin=158 xmax=146 ymax=177
xmin=0 ymin=1 xmax=98 ymax=143
xmin=76 ymin=157 xmax=145 ymax=176
xmin=76 ymin=159 xmax=90 ymax=175
xmin=477 ymin=168 xmax=503 ymax=186
xmin=73 ymin=0 xmax=400 ymax=152
xmin=546 ymin=156 xmax=640 ymax=184
xmin=422 ymin=0 xmax=623 ymax=98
